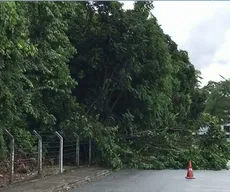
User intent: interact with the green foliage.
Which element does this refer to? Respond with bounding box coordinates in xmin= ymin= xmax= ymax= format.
xmin=0 ymin=1 xmax=229 ymax=171
xmin=203 ymin=80 xmax=230 ymax=123
xmin=198 ymin=113 xmax=230 ymax=169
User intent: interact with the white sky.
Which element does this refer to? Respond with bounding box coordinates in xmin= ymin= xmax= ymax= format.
xmin=122 ymin=1 xmax=230 ymax=86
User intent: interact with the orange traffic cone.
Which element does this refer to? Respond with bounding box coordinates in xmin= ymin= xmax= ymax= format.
xmin=185 ymin=160 xmax=195 ymax=179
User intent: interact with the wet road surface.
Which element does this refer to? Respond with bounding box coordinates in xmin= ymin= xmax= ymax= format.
xmin=73 ymin=169 xmax=230 ymax=192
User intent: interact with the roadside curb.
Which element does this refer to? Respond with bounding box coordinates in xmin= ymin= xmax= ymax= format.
xmin=45 ymin=170 xmax=111 ymax=192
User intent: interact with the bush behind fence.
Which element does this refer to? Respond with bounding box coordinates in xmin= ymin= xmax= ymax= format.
xmin=1 ymin=129 xmax=93 ymax=186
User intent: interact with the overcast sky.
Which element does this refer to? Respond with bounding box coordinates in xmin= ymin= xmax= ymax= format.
xmin=122 ymin=1 xmax=230 ymax=86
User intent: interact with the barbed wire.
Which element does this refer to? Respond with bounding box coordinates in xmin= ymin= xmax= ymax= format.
xmin=64 ymin=152 xmax=76 ymax=157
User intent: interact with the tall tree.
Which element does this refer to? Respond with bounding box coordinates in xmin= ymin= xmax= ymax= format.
xmin=203 ymin=79 xmax=230 ymax=124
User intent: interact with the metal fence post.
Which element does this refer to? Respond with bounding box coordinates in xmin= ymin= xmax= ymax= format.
xmin=89 ymin=139 xmax=92 ymax=166
xmin=33 ymin=130 xmax=42 ymax=175
xmin=55 ymin=131 xmax=63 ymax=173
xmin=73 ymin=132 xmax=79 ymax=167
xmin=5 ymin=129 xmax=14 ymax=184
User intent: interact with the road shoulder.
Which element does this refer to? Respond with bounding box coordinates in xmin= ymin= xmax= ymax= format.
xmin=0 ymin=167 xmax=111 ymax=192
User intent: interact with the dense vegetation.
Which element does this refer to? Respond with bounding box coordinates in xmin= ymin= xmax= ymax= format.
xmin=0 ymin=1 xmax=230 ymax=170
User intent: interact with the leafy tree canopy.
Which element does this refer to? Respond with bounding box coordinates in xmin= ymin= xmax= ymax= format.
xmin=0 ymin=1 xmax=229 ymax=170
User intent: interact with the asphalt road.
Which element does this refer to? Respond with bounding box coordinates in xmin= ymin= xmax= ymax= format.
xmin=73 ymin=169 xmax=230 ymax=192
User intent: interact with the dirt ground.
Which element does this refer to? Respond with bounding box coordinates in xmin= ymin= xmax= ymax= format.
xmin=0 ymin=166 xmax=109 ymax=192
xmin=0 ymin=164 xmax=78 ymax=188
